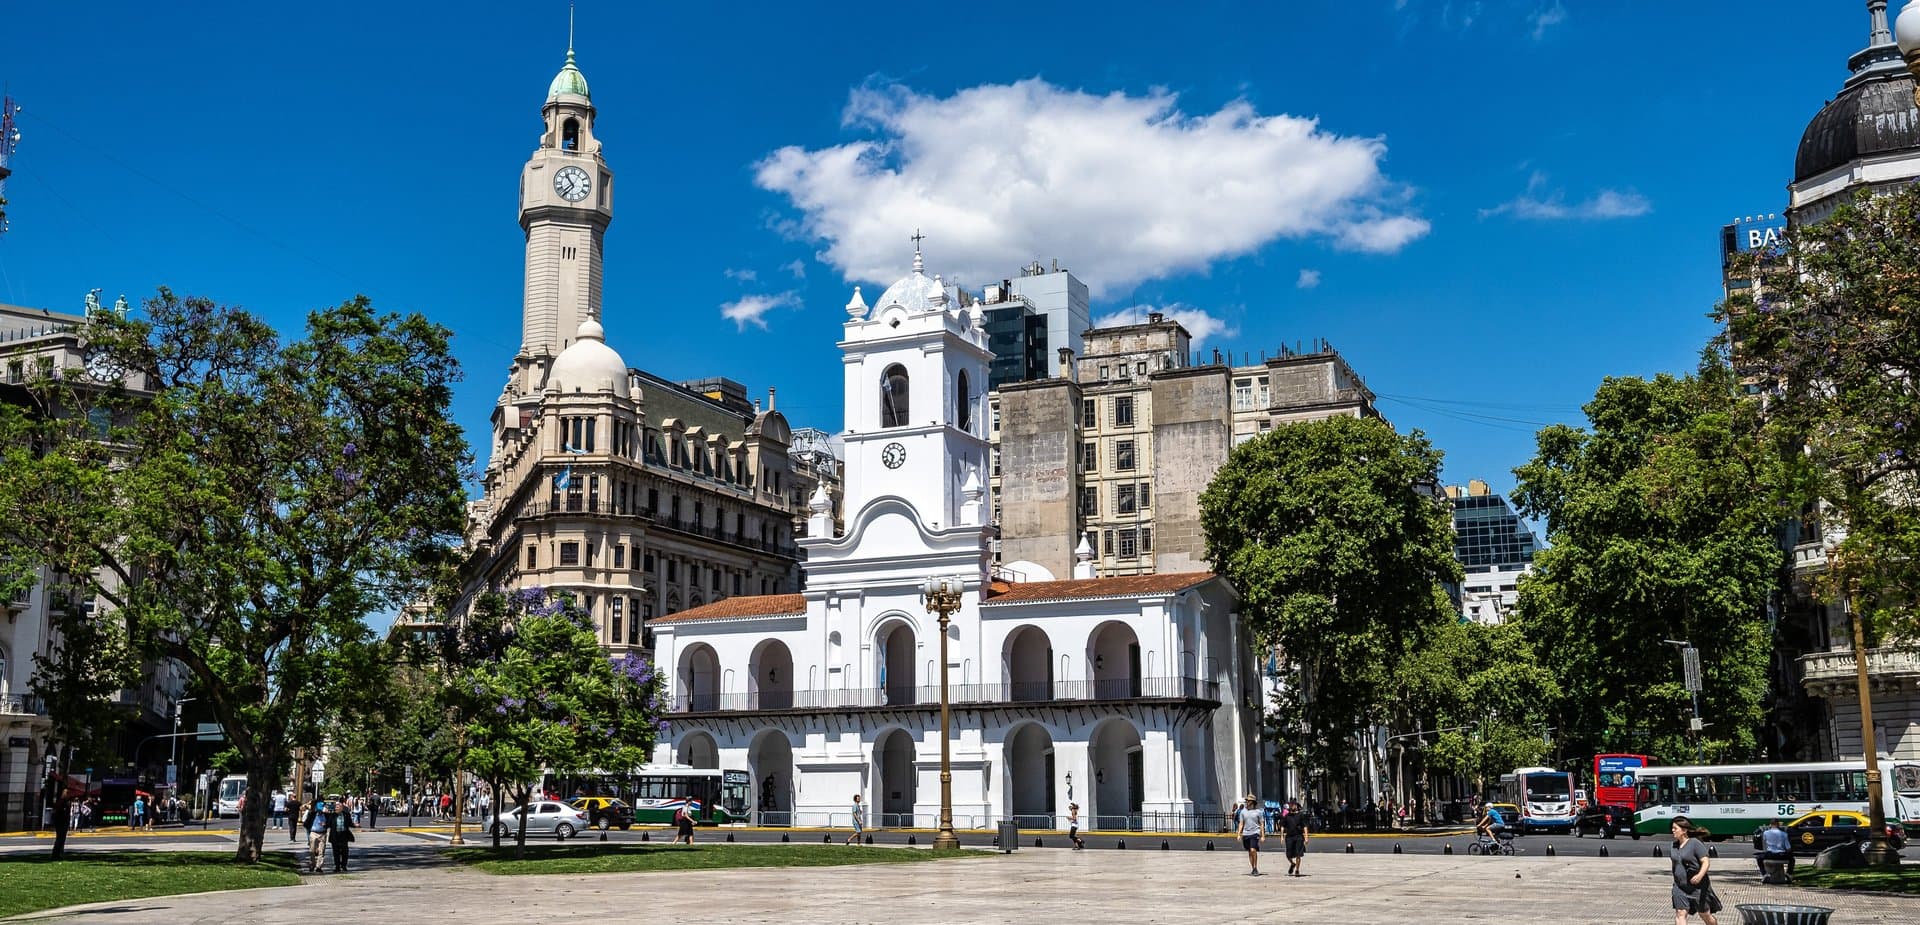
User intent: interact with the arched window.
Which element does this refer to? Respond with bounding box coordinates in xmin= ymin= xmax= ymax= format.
xmin=881 ymin=364 xmax=910 ymax=428
xmin=562 ymin=118 xmax=581 ymax=151
xmin=955 ymin=369 xmax=972 ymax=431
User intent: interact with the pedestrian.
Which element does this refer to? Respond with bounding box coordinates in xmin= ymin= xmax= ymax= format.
xmin=270 ymin=789 xmax=287 ymax=830
xmin=1280 ymin=798 xmax=1311 ymax=877
xmin=367 ymin=790 xmax=380 ymax=831
xmin=1233 ymin=794 xmax=1265 ymax=876
xmin=845 ymin=793 xmax=864 ymax=845
xmin=1067 ymin=802 xmax=1086 ymax=850
xmin=328 ymin=795 xmax=357 ymax=872
xmin=1669 ymin=816 xmax=1723 ymax=925
xmin=673 ymin=796 xmax=697 ymax=844
xmin=131 ymin=793 xmax=146 ymax=831
xmin=286 ymin=795 xmax=302 ymax=842
xmin=303 ymin=795 xmax=330 ymax=872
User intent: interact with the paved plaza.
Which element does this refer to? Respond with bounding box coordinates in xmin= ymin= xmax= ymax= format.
xmin=6 ymin=836 xmax=1915 ymax=924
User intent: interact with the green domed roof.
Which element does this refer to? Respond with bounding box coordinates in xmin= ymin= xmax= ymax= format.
xmin=547 ymin=49 xmax=590 ymax=101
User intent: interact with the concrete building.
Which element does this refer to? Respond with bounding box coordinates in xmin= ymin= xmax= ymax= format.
xmin=992 ymin=314 xmax=1378 ymax=582
xmin=0 ymin=299 xmax=185 ymax=832
xmin=648 ymin=245 xmax=1259 ymax=832
xmin=454 ymin=43 xmax=803 ymax=648
xmin=1443 ymin=481 xmax=1539 ymax=625
xmin=1774 ymin=1 xmax=1920 ymax=763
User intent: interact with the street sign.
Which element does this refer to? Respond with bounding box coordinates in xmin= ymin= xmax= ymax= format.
xmin=195 ymin=723 xmax=224 ymax=741
xmin=1682 ymin=647 xmax=1702 ymax=692
xmin=405 ymin=767 xmax=414 ymax=784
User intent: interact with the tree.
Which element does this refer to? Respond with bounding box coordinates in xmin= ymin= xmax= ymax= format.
xmin=23 ymin=601 xmax=141 ymax=859
xmin=1724 ymin=186 xmax=1920 ymax=644
xmin=0 ymin=290 xmax=469 ymax=862
xmin=1390 ymin=620 xmax=1558 ymax=795
xmin=459 ymin=588 xmax=666 ymax=857
xmin=1511 ymin=357 xmax=1783 ymax=763
xmin=1200 ymin=415 xmax=1461 ymax=781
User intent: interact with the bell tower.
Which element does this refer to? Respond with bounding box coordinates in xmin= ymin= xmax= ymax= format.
xmin=519 ymin=23 xmax=614 ymax=362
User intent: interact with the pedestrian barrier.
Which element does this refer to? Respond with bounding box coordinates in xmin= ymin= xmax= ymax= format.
xmin=781 ymin=833 xmax=790 ymax=842
xmin=1545 ymin=844 xmax=1555 ymax=856
xmin=725 ymin=832 xmax=735 ymax=842
xmin=1035 ymin=838 xmax=1043 ymax=848
xmin=1345 ymin=842 xmax=1354 ymax=854
xmin=1161 ymin=840 xmax=1170 ymax=850
xmin=1444 ymin=843 xmax=1453 ymax=854
xmin=1393 ymin=843 xmax=1402 ymax=854
xmin=1599 ymin=845 xmax=1608 ymax=857
xmin=641 ymin=831 xmax=649 ymax=841
xmin=823 ymin=834 xmax=832 ymax=843
xmin=908 ymin=835 xmax=916 ymax=845
xmin=1117 ymin=839 xmax=1126 ymax=849
xmin=865 ymin=835 xmax=873 ymax=845
xmin=1707 ymin=846 xmax=1718 ymax=858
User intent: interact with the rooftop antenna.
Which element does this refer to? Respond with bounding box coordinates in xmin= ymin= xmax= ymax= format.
xmin=568 ymin=1 xmax=576 ymax=54
xmin=0 ymin=87 xmax=20 ymax=235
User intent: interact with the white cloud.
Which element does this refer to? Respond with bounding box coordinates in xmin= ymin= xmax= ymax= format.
xmin=1529 ymin=2 xmax=1567 ymax=39
xmin=1092 ymin=303 xmax=1237 ymax=343
xmin=782 ymin=259 xmax=807 ymax=280
xmin=1297 ymin=268 xmax=1322 ymax=289
xmin=1481 ymin=172 xmax=1651 ymax=221
xmin=724 ymin=267 xmax=758 ymax=282
xmin=720 ymin=291 xmax=799 ymax=331
xmin=755 ymin=79 xmax=1428 ymax=297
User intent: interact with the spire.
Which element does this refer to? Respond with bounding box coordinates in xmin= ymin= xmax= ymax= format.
xmin=1872 ymin=1 xmax=1893 ymax=46
xmin=569 ymin=1 xmax=577 ymax=55
xmin=547 ymin=6 xmax=591 ymax=100
xmin=910 ymin=229 xmax=926 ymax=275
xmin=845 ymin=285 xmax=869 ymax=319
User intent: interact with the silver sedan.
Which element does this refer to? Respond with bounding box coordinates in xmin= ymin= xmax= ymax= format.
xmin=489 ymin=801 xmax=589 ymax=840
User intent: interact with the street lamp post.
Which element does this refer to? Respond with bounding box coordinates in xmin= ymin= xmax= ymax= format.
xmin=922 ymin=575 xmax=964 ymax=851
xmin=1661 ymin=640 xmax=1706 ymax=763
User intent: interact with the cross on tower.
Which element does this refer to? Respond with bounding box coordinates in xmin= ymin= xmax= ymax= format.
xmin=911 ymin=229 xmax=926 ymax=273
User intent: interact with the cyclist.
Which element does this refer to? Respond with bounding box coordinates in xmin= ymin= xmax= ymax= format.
xmin=1475 ymin=802 xmax=1509 ymax=853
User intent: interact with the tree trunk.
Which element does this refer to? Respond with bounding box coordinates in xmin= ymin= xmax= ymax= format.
xmin=48 ymin=745 xmax=75 ymax=860
xmin=489 ymin=777 xmax=502 ymax=849
xmin=233 ymin=758 xmax=277 ymax=863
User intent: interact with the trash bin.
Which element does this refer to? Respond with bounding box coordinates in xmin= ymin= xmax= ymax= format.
xmin=1734 ymin=904 xmax=1834 ymax=925
xmin=997 ymin=821 xmax=1019 ymax=853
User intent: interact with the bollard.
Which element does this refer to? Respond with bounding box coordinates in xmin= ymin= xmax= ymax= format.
xmin=1599 ymin=845 xmax=1608 ymax=857
xmin=1444 ymin=843 xmax=1453 ymax=855
xmin=1345 ymin=842 xmax=1354 ymax=854
xmin=1162 ymin=840 xmax=1170 ymax=851
xmin=1707 ymin=846 xmax=1717 ymax=859
xmin=866 ymin=835 xmax=873 ymax=845
xmin=1393 ymin=843 xmax=1402 ymax=854
xmin=1206 ymin=840 xmax=1215 ymax=851
xmin=781 ymin=832 xmax=790 ymax=843
xmin=1117 ymin=839 xmax=1126 ymax=850
xmin=1652 ymin=846 xmax=1662 ymax=858
xmin=992 ymin=836 xmax=1000 ymax=848
xmin=1545 ymin=844 xmax=1555 ymax=856
xmin=1035 ymin=838 xmax=1043 ymax=848
xmin=824 ymin=834 xmax=832 ymax=844
xmin=600 ymin=827 xmax=608 ymax=842
xmin=641 ymin=831 xmax=650 ymax=842
xmin=726 ymin=832 xmax=735 ymax=843
xmin=909 ymin=835 xmax=917 ymax=845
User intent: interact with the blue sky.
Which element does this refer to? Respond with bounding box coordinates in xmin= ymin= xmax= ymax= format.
xmin=0 ymin=1 xmax=1878 ymax=499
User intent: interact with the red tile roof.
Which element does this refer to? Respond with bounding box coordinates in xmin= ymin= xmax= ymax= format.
xmin=982 ymin=572 xmax=1218 ymax=605
xmin=648 ymin=593 xmax=807 ymax=624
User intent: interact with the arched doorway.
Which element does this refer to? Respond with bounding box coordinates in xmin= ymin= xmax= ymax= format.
xmin=750 ymin=639 xmax=794 ymax=709
xmin=876 ymin=621 xmax=916 ymax=705
xmin=1003 ymin=626 xmax=1053 ymax=701
xmin=678 ymin=643 xmax=721 ymax=711
xmin=875 ymin=728 xmax=919 ymax=826
xmin=748 ymin=730 xmax=794 ymax=826
xmin=677 ymin=731 xmax=719 ymax=769
xmin=1005 ymin=723 xmax=1055 ymax=826
xmin=1090 ymin=718 xmax=1143 ymax=829
xmin=1089 ymin=621 xmax=1142 ymax=699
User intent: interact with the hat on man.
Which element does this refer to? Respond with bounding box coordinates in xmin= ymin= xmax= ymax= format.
xmin=1244 ymin=793 xmax=1257 ymax=802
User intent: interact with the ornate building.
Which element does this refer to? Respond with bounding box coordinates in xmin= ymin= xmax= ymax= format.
xmin=648 ymin=244 xmax=1258 ymax=832
xmin=455 ymin=42 xmax=802 ymax=645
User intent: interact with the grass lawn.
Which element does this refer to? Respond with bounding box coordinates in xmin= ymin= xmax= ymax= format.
xmin=0 ymin=851 xmax=303 ymax=918
xmin=1793 ymin=866 xmax=1920 ymax=894
xmin=446 ymin=842 xmax=978 ymax=875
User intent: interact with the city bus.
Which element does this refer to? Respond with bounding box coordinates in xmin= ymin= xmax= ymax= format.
xmin=1631 ymin=760 xmax=1920 ymax=839
xmin=1496 ymin=766 xmax=1577 ymax=833
xmin=537 ymin=765 xmax=749 ymax=825
xmin=216 ymin=774 xmax=248 ymax=818
xmin=1594 ymin=754 xmax=1652 ymax=808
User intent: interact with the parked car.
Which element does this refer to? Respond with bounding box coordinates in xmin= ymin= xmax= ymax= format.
xmin=1485 ymin=803 xmax=1524 ymax=833
xmin=490 ymin=801 xmax=588 ymax=840
xmin=1574 ymin=804 xmax=1634 ymax=838
xmin=569 ymin=796 xmax=634 ymax=830
xmin=1750 ymin=810 xmax=1908 ymax=855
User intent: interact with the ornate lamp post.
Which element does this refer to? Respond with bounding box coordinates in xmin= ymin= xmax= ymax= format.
xmin=922 ymin=575 xmax=964 ymax=851
xmin=1895 ymin=1 xmax=1920 ymax=105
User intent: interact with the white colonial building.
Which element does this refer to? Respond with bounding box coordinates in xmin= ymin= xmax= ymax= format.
xmin=649 ymin=245 xmax=1260 ymax=831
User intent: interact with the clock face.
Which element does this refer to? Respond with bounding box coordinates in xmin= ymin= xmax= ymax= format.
xmin=881 ymin=442 xmax=907 ymax=469
xmin=84 ymin=349 xmax=124 ymax=383
xmin=554 ymin=165 xmax=592 ymax=202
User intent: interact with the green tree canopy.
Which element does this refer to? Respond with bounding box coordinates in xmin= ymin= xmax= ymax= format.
xmin=1390 ymin=620 xmax=1558 ymax=791
xmin=1512 ymin=356 xmax=1783 ymax=763
xmin=0 ymin=290 xmax=469 ymax=861
xmin=1200 ymin=415 xmax=1460 ymax=779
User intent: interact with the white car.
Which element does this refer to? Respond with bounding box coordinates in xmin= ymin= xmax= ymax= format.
xmin=490 ymin=801 xmax=588 ymax=840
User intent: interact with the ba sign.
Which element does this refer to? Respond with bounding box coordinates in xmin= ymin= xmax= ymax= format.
xmin=1726 ymin=214 xmax=1786 ymax=258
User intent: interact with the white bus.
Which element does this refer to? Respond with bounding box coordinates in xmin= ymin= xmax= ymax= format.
xmin=1631 ymin=760 xmax=1920 ymax=839
xmin=216 ymin=774 xmax=248 ymax=818
xmin=1495 ymin=766 xmax=1577 ymax=833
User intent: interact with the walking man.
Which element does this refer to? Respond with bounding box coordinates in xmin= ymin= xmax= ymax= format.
xmin=270 ymin=789 xmax=287 ymax=830
xmin=1670 ymin=817 xmax=1723 ymax=925
xmin=286 ymin=795 xmax=301 ymax=842
xmin=1233 ymin=794 xmax=1265 ymax=875
xmin=1280 ymin=798 xmax=1311 ymax=877
xmin=1067 ymin=802 xmax=1086 ymax=850
xmin=845 ymin=794 xmax=865 ymax=845
xmin=304 ymin=796 xmax=331 ymax=873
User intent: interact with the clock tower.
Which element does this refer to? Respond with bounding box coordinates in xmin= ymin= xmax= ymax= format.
xmin=519 ymin=38 xmax=613 ymax=362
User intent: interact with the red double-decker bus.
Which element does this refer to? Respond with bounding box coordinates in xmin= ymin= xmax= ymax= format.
xmin=1593 ymin=754 xmax=1652 ymax=808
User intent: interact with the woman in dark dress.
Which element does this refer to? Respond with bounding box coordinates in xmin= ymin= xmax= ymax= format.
xmin=674 ymin=796 xmax=697 ymax=844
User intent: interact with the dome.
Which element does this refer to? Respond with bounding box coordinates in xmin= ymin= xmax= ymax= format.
xmin=547 ymin=49 xmax=591 ymax=101
xmin=548 ymin=318 xmax=628 ymax=394
xmin=1794 ymin=66 xmax=1920 ymax=183
xmin=874 ymin=269 xmax=947 ymax=314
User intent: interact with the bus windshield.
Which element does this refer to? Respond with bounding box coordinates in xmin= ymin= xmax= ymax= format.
xmin=1525 ymin=774 xmax=1571 ymax=800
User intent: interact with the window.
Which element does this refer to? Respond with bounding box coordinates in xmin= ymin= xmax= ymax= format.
xmin=1116 ymin=440 xmax=1136 ymax=471
xmin=586 ymin=542 xmax=597 ymax=564
xmin=527 ymin=545 xmax=538 ymax=569
xmin=5 ymin=360 xmax=21 ymax=383
xmin=648 ymin=488 xmax=659 ymax=513
xmin=1234 ymin=377 xmax=1255 ymax=411
xmin=583 ymin=594 xmax=595 ymax=618
xmin=1139 ymin=482 xmax=1151 ymax=509
xmin=1082 ymin=399 xmax=1097 ymax=429
xmin=881 ymin=363 xmax=910 ymax=427
xmin=733 ymin=574 xmax=742 ymax=595
xmin=955 ymin=369 xmax=972 ymax=430
xmin=611 ymin=597 xmax=623 ymax=642
xmin=1103 ymin=529 xmax=1115 ymax=556
xmin=1257 ymin=375 xmax=1270 ymax=407
xmin=559 ymin=542 xmax=580 ymax=566
xmin=1118 ymin=528 xmax=1138 ymax=558
xmin=562 ymin=117 xmax=580 ymax=150
xmin=1082 ymin=442 xmax=1097 ymax=470
xmin=644 ymin=552 xmax=655 ymax=572
xmin=992 ymin=450 xmax=1001 ymax=477
xmin=585 ymin=418 xmax=596 ymax=453
xmin=1141 ymin=527 xmax=1153 ymax=552
xmin=711 ymin=569 xmax=722 ymax=591
xmin=1080 ymin=487 xmax=1099 ymax=518
xmin=1116 ymin=483 xmax=1136 ymax=514
xmin=667 ymin=559 xmax=678 ymax=581
xmin=1135 ymin=361 xmax=1146 ymax=376
xmin=1113 ymin=396 xmax=1134 ymax=426
xmin=613 ymin=544 xmax=626 ymax=568
xmin=1098 ymin=365 xmax=1109 ymax=379
xmin=630 ymin=598 xmax=644 ymax=644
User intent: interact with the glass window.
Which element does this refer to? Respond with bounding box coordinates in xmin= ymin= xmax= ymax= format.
xmin=1083 ymin=443 xmax=1097 ymax=470
xmin=1141 ymin=527 xmax=1153 ymax=552
xmin=1811 ymin=771 xmax=1860 ymax=801
xmin=1830 ymin=814 xmax=1861 ymax=828
xmin=1079 ymin=487 xmax=1098 ymax=518
xmin=955 ymin=370 xmax=972 ymax=430
xmin=559 ymin=542 xmax=579 ymax=566
xmin=1118 ymin=528 xmax=1138 ymax=558
xmin=1116 ymin=440 xmax=1136 ymax=471
xmin=1114 ymin=396 xmax=1134 ymax=427
xmin=1116 ymin=483 xmax=1136 ymax=514
xmin=1103 ymin=529 xmax=1114 ymax=556
xmin=1707 ymin=774 xmax=1744 ymax=804
xmin=1139 ymin=482 xmax=1151 ymax=509
xmin=527 ymin=546 xmax=538 ymax=569
xmin=1082 ymin=399 xmax=1096 ymax=429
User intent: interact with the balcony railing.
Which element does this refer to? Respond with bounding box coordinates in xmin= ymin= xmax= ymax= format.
xmin=512 ymin=499 xmax=799 ymax=557
xmin=1798 ymin=647 xmax=1920 ymax=693
xmin=0 ymin=694 xmax=46 ymax=716
xmin=670 ymin=675 xmax=1220 ymax=712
